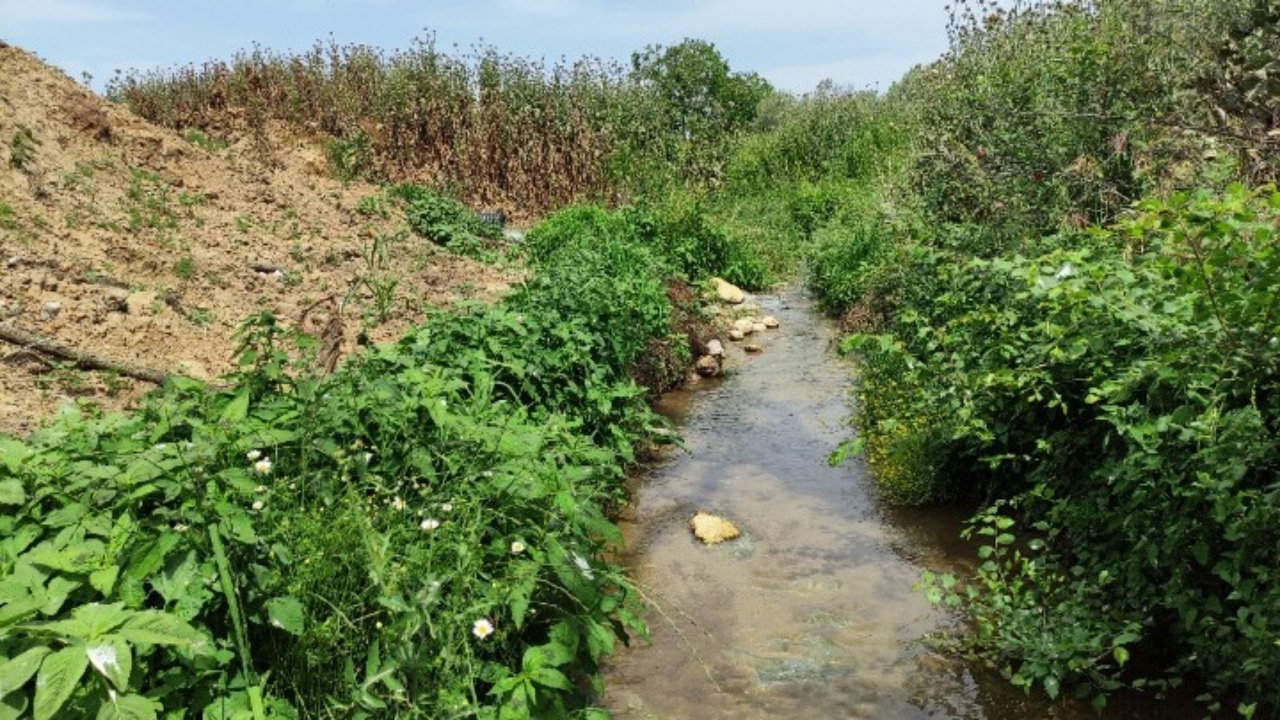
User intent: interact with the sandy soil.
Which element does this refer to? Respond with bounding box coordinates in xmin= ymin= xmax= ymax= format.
xmin=0 ymin=42 xmax=522 ymax=436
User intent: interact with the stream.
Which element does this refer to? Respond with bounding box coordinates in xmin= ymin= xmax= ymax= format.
xmin=600 ymin=286 xmax=1191 ymax=719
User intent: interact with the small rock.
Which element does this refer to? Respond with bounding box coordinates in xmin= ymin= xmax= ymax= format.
xmin=173 ymin=359 xmax=211 ymax=380
xmin=711 ymin=277 xmax=745 ymax=305
xmin=745 ymin=343 xmax=763 ymax=354
xmin=752 ymin=322 xmax=767 ymax=334
xmin=727 ymin=328 xmax=745 ymax=341
xmin=41 ymin=301 xmax=62 ymax=320
xmin=762 ymin=315 xmax=780 ymax=329
xmin=705 ymin=339 xmax=725 ymax=357
xmin=690 ymin=511 xmax=741 ymax=545
xmin=694 ymin=355 xmax=721 ymax=377
xmin=101 ymin=287 xmax=129 ymax=312
xmin=125 ymin=291 xmax=159 ymax=316
xmin=733 ymin=317 xmax=756 ymax=334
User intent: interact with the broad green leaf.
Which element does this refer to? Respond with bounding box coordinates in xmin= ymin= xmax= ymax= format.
xmin=0 ymin=688 xmax=27 ymax=720
xmin=528 ymin=666 xmax=571 ymax=692
xmin=90 ymin=566 xmax=121 ymax=597
xmin=119 ymin=610 xmax=206 ymax=646
xmin=86 ymin=635 xmax=132 ymax=691
xmin=33 ymin=644 xmax=88 ymax=720
xmin=0 ymin=438 xmax=30 ymax=474
xmin=264 ymin=596 xmax=305 ymax=636
xmin=95 ymin=693 xmax=160 ymax=720
xmin=1042 ymin=675 xmax=1060 ymax=701
xmin=1113 ymin=646 xmax=1130 ymax=667
xmin=219 ymin=389 xmax=250 ymax=424
xmin=0 ymin=480 xmax=24 ymax=507
xmin=0 ymin=646 xmax=50 ymax=696
xmin=0 ymin=596 xmax=44 ymax=629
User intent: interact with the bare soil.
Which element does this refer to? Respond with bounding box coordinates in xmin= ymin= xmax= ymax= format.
xmin=0 ymin=43 xmax=522 ymax=437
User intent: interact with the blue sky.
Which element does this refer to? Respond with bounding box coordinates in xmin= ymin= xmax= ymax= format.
xmin=0 ymin=0 xmax=952 ymax=95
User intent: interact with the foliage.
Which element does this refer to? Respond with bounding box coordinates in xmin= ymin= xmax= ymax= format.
xmin=629 ymin=39 xmax=772 ymax=185
xmin=522 ymin=199 xmax=770 ymax=289
xmin=0 ymin=201 xmax=712 ymax=715
xmin=390 ymin=184 xmax=502 ymax=261
xmin=906 ymin=0 xmax=1240 ymax=243
xmin=846 ymin=185 xmax=1280 ymax=712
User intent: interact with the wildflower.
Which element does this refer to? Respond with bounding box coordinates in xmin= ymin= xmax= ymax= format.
xmin=420 ymin=518 xmax=441 ymax=532
xmin=391 ymin=496 xmax=407 ymax=511
xmin=253 ymin=457 xmax=272 ymax=475
xmin=255 ymin=484 xmax=267 ymax=493
xmin=440 ymin=502 xmax=453 ymax=513
xmin=472 ymin=618 xmax=494 ymax=640
xmin=252 ymin=500 xmax=265 ymax=511
xmin=247 ymin=449 xmax=262 ymax=461
xmin=510 ymin=541 xmax=526 ymax=555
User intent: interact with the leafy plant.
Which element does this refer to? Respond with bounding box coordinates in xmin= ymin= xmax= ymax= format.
xmin=8 ymin=126 xmax=38 ymax=170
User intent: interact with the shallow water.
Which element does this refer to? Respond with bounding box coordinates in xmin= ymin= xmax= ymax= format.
xmin=600 ymin=286 xmax=1195 ymax=720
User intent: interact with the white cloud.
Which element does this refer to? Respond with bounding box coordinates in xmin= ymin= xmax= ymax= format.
xmin=0 ymin=0 xmax=148 ymax=24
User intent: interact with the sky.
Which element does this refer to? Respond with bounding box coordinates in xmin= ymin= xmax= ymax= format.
xmin=0 ymin=0 xmax=952 ymax=96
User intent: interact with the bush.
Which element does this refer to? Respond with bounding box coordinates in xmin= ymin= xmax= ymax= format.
xmin=874 ymin=186 xmax=1280 ymax=713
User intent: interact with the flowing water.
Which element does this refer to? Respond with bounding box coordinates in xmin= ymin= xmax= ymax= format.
xmin=600 ymin=286 xmax=1193 ymax=719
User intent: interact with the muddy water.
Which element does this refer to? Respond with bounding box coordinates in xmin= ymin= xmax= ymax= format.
xmin=601 ymin=287 xmax=1182 ymax=719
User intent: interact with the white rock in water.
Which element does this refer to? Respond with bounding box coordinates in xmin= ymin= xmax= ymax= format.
xmin=744 ymin=343 xmax=763 ymax=354
xmin=728 ymin=328 xmax=745 ymax=341
xmin=690 ymin=511 xmax=740 ymax=544
xmin=733 ymin=317 xmax=756 ymax=334
xmin=752 ymin=323 xmax=767 ymax=333
xmin=762 ymin=315 xmax=780 ymax=328
xmin=706 ymin=339 xmax=725 ymax=357
xmin=711 ymin=277 xmax=745 ymax=304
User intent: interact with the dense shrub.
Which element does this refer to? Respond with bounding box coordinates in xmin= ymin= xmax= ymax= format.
xmin=871 ymin=186 xmax=1280 ymax=713
xmin=0 ymin=199 xmax=710 ymax=715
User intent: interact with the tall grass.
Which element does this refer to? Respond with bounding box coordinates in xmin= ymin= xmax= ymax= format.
xmin=109 ymin=37 xmax=668 ymax=214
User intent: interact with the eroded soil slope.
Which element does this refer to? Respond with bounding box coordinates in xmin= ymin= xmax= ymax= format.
xmin=0 ymin=42 xmax=520 ymax=436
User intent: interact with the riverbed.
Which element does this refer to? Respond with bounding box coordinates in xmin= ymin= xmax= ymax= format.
xmin=600 ymin=286 xmax=1184 ymax=719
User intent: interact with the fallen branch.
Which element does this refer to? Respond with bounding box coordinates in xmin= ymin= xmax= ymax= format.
xmin=0 ymin=323 xmax=170 ymax=385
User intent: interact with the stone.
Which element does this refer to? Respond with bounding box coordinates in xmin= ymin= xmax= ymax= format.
xmin=745 ymin=343 xmax=763 ymax=354
xmin=41 ymin=301 xmax=62 ymax=321
xmin=173 ymin=359 xmax=211 ymax=380
xmin=727 ymin=328 xmax=745 ymax=341
xmin=733 ymin=317 xmax=757 ymax=334
xmin=711 ymin=277 xmax=745 ymax=304
xmin=705 ymin=339 xmax=725 ymax=357
xmin=762 ymin=315 xmax=780 ymax=329
xmin=690 ymin=511 xmax=740 ymax=544
xmin=694 ymin=355 xmax=720 ymax=377
xmin=752 ymin=322 xmax=767 ymax=334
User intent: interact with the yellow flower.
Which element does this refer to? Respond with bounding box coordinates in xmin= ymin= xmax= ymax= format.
xmin=472 ymin=618 xmax=494 ymax=640
xmin=510 ymin=541 xmax=526 ymax=554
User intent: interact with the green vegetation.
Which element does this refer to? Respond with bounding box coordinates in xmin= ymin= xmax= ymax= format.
xmin=8 ymin=126 xmax=38 ymax=170
xmin=771 ymin=0 xmax=1280 ymax=715
xmin=24 ymin=3 xmax=1279 ymax=715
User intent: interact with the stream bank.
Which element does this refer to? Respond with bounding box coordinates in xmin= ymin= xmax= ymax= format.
xmin=601 ymin=285 xmax=1187 ymax=719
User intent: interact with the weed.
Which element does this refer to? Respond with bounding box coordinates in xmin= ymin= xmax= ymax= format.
xmin=181 ymin=128 xmax=227 ymax=150
xmin=173 ymin=255 xmax=196 ymax=280
xmin=0 ymin=201 xmax=18 ymax=231
xmin=9 ymin=125 xmax=38 ymax=169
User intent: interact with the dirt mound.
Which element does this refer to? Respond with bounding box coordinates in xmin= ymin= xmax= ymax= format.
xmin=0 ymin=44 xmax=520 ymax=436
